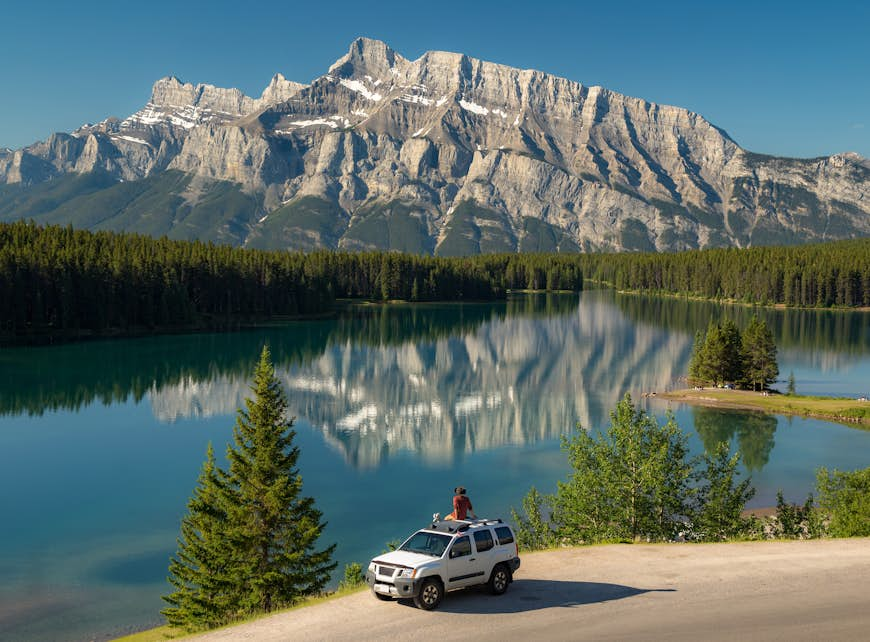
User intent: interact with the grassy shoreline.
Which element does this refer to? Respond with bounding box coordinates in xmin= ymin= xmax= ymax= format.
xmin=583 ymin=279 xmax=870 ymax=313
xmin=658 ymin=388 xmax=870 ymax=427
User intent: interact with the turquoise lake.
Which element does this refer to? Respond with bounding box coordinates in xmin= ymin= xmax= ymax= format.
xmin=1 ymin=291 xmax=868 ymax=640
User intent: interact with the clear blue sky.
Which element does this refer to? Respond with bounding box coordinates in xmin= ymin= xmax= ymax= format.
xmin=2 ymin=0 xmax=867 ymax=158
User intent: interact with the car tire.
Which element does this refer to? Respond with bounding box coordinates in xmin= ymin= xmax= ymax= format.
xmin=413 ymin=578 xmax=443 ymax=610
xmin=489 ymin=564 xmax=510 ymax=595
xmin=372 ymin=590 xmax=392 ymax=601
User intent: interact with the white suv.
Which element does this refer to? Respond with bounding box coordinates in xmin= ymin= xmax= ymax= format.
xmin=365 ymin=518 xmax=521 ymax=610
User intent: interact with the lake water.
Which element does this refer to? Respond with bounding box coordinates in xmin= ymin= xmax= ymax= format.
xmin=1 ymin=291 xmax=868 ymax=640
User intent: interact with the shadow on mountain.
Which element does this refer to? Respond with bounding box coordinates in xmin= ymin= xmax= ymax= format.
xmin=402 ymin=579 xmax=674 ymax=614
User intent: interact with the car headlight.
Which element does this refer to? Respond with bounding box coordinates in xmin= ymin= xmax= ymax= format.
xmin=368 ymin=562 xmax=376 ymax=573
xmin=396 ymin=568 xmax=417 ymax=578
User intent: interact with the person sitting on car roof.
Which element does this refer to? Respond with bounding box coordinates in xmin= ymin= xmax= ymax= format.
xmin=445 ymin=486 xmax=477 ymax=521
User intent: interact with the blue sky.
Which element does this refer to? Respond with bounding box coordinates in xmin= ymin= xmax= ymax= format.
xmin=1 ymin=0 xmax=867 ymax=158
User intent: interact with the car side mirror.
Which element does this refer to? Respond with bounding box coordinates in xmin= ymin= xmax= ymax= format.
xmin=449 ymin=549 xmax=457 ymax=559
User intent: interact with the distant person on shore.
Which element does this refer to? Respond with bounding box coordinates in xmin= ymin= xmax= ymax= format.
xmin=445 ymin=486 xmax=477 ymax=521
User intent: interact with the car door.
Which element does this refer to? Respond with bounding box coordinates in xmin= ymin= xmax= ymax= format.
xmin=445 ymin=535 xmax=487 ymax=589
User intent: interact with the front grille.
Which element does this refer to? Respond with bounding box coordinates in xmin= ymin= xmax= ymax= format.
xmin=377 ymin=564 xmax=398 ymax=577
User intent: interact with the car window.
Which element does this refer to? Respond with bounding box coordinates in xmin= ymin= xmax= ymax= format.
xmin=400 ymin=531 xmax=452 ymax=557
xmin=495 ymin=526 xmax=515 ymax=546
xmin=473 ymin=529 xmax=494 ymax=552
xmin=449 ymin=536 xmax=471 ymax=558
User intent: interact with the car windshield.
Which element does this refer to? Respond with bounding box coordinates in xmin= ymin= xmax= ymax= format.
xmin=399 ymin=531 xmax=452 ymax=557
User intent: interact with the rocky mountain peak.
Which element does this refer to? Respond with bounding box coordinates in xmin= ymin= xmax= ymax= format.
xmin=258 ymin=73 xmax=307 ymax=106
xmin=149 ymin=76 xmax=251 ymax=114
xmin=1 ymin=38 xmax=867 ymax=253
xmin=328 ymin=36 xmax=404 ymax=80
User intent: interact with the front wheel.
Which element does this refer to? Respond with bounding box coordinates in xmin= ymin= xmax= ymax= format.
xmin=489 ymin=564 xmax=510 ymax=595
xmin=414 ymin=578 xmax=443 ymax=610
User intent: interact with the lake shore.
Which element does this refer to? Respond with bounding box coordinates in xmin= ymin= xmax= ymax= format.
xmin=658 ymin=388 xmax=870 ymax=427
xmin=592 ymin=282 xmax=870 ymax=313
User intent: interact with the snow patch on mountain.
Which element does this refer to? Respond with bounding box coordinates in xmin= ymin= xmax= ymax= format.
xmin=339 ymin=78 xmax=383 ymax=101
xmin=459 ymin=99 xmax=488 ymax=115
xmin=110 ymin=134 xmax=151 ymax=146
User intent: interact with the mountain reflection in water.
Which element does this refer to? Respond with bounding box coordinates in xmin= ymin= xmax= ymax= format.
xmin=2 ymin=291 xmax=868 ymax=471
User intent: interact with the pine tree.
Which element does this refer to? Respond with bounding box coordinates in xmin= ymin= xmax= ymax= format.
xmin=223 ymin=346 xmax=337 ymax=614
xmin=741 ymin=316 xmax=779 ymax=391
xmin=162 ymin=444 xmax=236 ymax=631
xmin=720 ymin=319 xmax=744 ymax=384
xmin=687 ymin=330 xmax=706 ymax=385
xmin=695 ymin=322 xmax=728 ymax=386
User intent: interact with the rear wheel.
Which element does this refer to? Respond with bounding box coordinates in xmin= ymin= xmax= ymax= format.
xmin=414 ymin=578 xmax=443 ymax=610
xmin=489 ymin=564 xmax=510 ymax=595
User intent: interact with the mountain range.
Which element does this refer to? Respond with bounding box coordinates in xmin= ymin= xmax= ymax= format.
xmin=1 ymin=37 xmax=868 ymax=254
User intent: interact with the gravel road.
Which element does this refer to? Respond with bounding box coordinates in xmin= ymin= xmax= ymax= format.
xmin=193 ymin=538 xmax=870 ymax=641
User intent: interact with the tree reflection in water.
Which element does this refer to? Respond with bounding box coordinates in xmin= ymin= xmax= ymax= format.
xmin=693 ymin=406 xmax=777 ymax=472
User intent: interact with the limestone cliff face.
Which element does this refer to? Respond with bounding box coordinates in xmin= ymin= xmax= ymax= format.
xmin=2 ymin=37 xmax=867 ymax=252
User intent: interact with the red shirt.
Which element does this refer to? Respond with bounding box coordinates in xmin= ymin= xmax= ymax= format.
xmin=453 ymin=494 xmax=473 ymax=520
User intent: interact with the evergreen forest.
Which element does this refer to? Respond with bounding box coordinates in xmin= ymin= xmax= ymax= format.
xmin=1 ymin=220 xmax=868 ymax=343
xmin=577 ymin=239 xmax=870 ymax=307
xmin=0 ymin=221 xmax=582 ymax=341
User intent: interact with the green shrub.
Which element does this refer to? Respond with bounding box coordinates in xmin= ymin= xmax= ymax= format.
xmin=511 ymin=486 xmax=556 ymax=550
xmin=692 ymin=443 xmax=755 ymax=541
xmin=773 ymin=491 xmax=821 ymax=539
xmin=338 ymin=563 xmax=365 ymax=591
xmin=817 ymin=467 xmax=870 ymax=537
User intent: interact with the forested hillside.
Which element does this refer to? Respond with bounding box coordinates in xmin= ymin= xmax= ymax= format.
xmin=0 ymin=222 xmax=582 ymax=341
xmin=579 ymin=239 xmax=870 ymax=307
xmin=1 ymin=222 xmax=867 ymax=343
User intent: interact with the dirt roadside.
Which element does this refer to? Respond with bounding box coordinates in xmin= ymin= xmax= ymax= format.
xmin=192 ymin=538 xmax=870 ymax=641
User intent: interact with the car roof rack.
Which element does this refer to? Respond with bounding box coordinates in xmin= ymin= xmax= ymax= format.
xmin=428 ymin=517 xmax=504 ymax=533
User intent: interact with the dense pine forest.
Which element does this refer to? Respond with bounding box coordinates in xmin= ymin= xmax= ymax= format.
xmin=1 ymin=221 xmax=868 ymax=342
xmin=578 ymin=239 xmax=870 ymax=307
xmin=0 ymin=222 xmax=582 ymax=341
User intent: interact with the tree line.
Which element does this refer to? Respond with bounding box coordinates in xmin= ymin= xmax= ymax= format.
xmin=3 ymin=221 xmax=868 ymax=342
xmin=0 ymin=222 xmax=584 ymax=341
xmin=512 ymin=394 xmax=870 ymax=548
xmin=578 ymin=238 xmax=870 ymax=307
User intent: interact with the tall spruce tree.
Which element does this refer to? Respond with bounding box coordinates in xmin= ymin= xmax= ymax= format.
xmin=687 ymin=330 xmax=705 ymax=385
xmin=741 ymin=315 xmax=778 ymax=391
xmin=719 ymin=319 xmax=744 ymax=384
xmin=162 ymin=444 xmax=236 ymax=631
xmin=224 ymin=346 xmax=336 ymax=614
xmin=694 ymin=322 xmax=732 ymax=386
